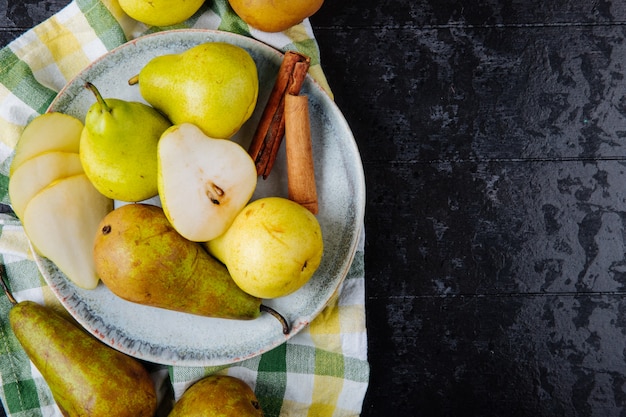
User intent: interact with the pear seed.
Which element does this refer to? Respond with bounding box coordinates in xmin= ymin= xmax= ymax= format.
xmin=206 ymin=183 xmax=225 ymax=205
xmin=212 ymin=183 xmax=224 ymax=196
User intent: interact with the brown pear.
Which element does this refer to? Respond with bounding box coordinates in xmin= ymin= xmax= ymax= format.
xmin=93 ymin=203 xmax=262 ymax=320
xmin=0 ymin=270 xmax=157 ymax=416
xmin=169 ymin=375 xmax=263 ymax=417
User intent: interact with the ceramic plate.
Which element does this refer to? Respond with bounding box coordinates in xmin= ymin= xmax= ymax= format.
xmin=42 ymin=29 xmax=365 ymax=366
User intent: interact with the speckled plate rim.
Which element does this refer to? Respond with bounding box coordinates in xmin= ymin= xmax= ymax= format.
xmin=39 ymin=29 xmax=365 ymax=367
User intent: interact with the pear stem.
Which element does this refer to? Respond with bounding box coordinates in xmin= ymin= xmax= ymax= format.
xmin=0 ymin=264 xmax=17 ymax=306
xmin=260 ymin=304 xmax=290 ymax=335
xmin=128 ymin=75 xmax=139 ymax=86
xmin=84 ymin=82 xmax=110 ymax=113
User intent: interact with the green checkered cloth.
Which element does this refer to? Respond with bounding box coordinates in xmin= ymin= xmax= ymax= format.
xmin=0 ymin=1 xmax=369 ymax=416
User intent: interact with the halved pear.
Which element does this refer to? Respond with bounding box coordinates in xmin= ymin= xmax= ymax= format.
xmin=23 ymin=174 xmax=113 ymax=289
xmin=10 ymin=112 xmax=83 ymax=175
xmin=157 ymin=123 xmax=257 ymax=242
xmin=9 ymin=151 xmax=84 ymax=220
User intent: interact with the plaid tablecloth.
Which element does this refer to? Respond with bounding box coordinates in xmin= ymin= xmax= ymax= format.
xmin=0 ymin=1 xmax=369 ymax=416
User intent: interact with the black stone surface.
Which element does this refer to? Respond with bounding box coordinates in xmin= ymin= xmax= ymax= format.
xmin=6 ymin=0 xmax=626 ymax=416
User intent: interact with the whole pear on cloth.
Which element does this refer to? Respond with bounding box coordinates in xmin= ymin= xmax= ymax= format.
xmin=206 ymin=197 xmax=323 ymax=299
xmin=157 ymin=123 xmax=257 ymax=242
xmin=131 ymin=42 xmax=258 ymax=139
xmin=168 ymin=375 xmax=263 ymax=417
xmin=228 ymin=0 xmax=324 ymax=32
xmin=119 ymin=0 xmax=205 ymax=27
xmin=0 ymin=275 xmax=157 ymax=417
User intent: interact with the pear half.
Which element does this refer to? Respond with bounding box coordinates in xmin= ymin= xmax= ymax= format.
xmin=23 ymin=174 xmax=113 ymax=289
xmin=157 ymin=123 xmax=257 ymax=242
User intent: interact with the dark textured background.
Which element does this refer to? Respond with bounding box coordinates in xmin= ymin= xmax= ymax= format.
xmin=5 ymin=1 xmax=626 ymax=416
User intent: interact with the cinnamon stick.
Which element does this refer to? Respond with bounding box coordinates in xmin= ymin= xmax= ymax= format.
xmin=285 ymin=93 xmax=318 ymax=214
xmin=248 ymin=51 xmax=311 ymax=179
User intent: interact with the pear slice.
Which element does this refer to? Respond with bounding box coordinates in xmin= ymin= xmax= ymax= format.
xmin=9 ymin=151 xmax=84 ymax=220
xmin=157 ymin=123 xmax=257 ymax=242
xmin=23 ymin=174 xmax=113 ymax=289
xmin=10 ymin=112 xmax=83 ymax=175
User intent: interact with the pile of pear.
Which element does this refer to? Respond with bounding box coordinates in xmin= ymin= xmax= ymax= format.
xmin=8 ymin=42 xmax=324 ymax=326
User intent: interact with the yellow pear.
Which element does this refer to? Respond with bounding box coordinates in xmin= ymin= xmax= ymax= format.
xmin=119 ymin=0 xmax=205 ymax=27
xmin=131 ymin=42 xmax=258 ymax=139
xmin=206 ymin=197 xmax=323 ymax=299
xmin=228 ymin=0 xmax=324 ymax=32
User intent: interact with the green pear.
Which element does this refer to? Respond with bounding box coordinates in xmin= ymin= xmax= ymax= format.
xmin=168 ymin=375 xmax=263 ymax=417
xmin=93 ymin=203 xmax=262 ymax=320
xmin=130 ymin=42 xmax=258 ymax=139
xmin=206 ymin=197 xmax=323 ymax=299
xmin=158 ymin=123 xmax=257 ymax=242
xmin=0 ymin=274 xmax=157 ymax=416
xmin=80 ymin=82 xmax=171 ymax=202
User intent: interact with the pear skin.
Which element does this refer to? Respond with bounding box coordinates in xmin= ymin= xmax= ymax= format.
xmin=133 ymin=42 xmax=258 ymax=139
xmin=206 ymin=197 xmax=323 ymax=299
xmin=118 ymin=0 xmax=205 ymax=26
xmin=228 ymin=0 xmax=324 ymax=33
xmin=80 ymin=82 xmax=171 ymax=202
xmin=93 ymin=203 xmax=262 ymax=320
xmin=8 ymin=300 xmax=157 ymax=416
xmin=169 ymin=375 xmax=263 ymax=417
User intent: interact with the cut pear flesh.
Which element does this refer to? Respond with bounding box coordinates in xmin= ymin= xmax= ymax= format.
xmin=158 ymin=123 xmax=257 ymax=242
xmin=9 ymin=151 xmax=84 ymax=221
xmin=10 ymin=112 xmax=83 ymax=175
xmin=23 ymin=174 xmax=113 ymax=289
